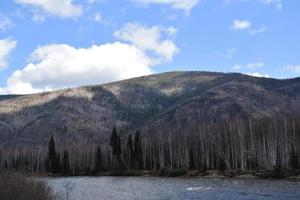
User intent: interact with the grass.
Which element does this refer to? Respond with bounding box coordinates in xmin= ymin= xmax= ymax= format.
xmin=0 ymin=171 xmax=57 ymax=200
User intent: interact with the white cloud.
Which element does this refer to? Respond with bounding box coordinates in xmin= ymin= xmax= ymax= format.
xmin=0 ymin=39 xmax=17 ymax=70
xmin=114 ymin=23 xmax=178 ymax=63
xmin=0 ymin=14 xmax=13 ymax=32
xmin=130 ymin=0 xmax=199 ymax=12
xmin=89 ymin=12 xmax=111 ymax=26
xmin=231 ymin=19 xmax=251 ymax=30
xmin=246 ymin=72 xmax=270 ymax=78
xmin=15 ymin=0 xmax=82 ymax=18
xmin=231 ymin=19 xmax=267 ymax=34
xmin=93 ymin=12 xmax=103 ymax=22
xmin=0 ymin=43 xmax=152 ymax=94
xmin=283 ymin=65 xmax=300 ymax=74
xmin=233 ymin=62 xmax=265 ymax=70
xmin=260 ymin=0 xmax=282 ymax=10
xmin=0 ymin=23 xmax=178 ymax=94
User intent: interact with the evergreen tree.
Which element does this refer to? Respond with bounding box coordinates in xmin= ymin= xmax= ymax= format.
xmin=47 ymin=136 xmax=60 ymax=173
xmin=116 ymin=134 xmax=122 ymax=156
xmin=62 ymin=150 xmax=71 ymax=175
xmin=109 ymin=127 xmax=124 ymax=170
xmin=94 ymin=146 xmax=103 ymax=173
xmin=134 ymin=131 xmax=143 ymax=169
xmin=110 ymin=127 xmax=119 ymax=156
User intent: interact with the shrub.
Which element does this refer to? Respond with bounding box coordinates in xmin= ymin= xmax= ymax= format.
xmin=0 ymin=171 xmax=56 ymax=200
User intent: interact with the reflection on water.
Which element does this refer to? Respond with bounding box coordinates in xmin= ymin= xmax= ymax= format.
xmin=45 ymin=177 xmax=300 ymax=200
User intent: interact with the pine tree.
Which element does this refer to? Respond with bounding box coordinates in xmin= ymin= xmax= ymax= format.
xmin=110 ymin=127 xmax=119 ymax=156
xmin=47 ymin=136 xmax=60 ymax=173
xmin=94 ymin=146 xmax=103 ymax=173
xmin=116 ymin=134 xmax=122 ymax=156
xmin=109 ymin=127 xmax=124 ymax=171
xmin=62 ymin=150 xmax=71 ymax=175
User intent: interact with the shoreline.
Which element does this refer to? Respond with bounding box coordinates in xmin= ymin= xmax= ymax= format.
xmin=30 ymin=169 xmax=300 ymax=180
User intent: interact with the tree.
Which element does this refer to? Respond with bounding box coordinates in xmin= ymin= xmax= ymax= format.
xmin=289 ymin=148 xmax=299 ymax=169
xmin=94 ymin=146 xmax=103 ymax=173
xmin=189 ymin=148 xmax=195 ymax=170
xmin=62 ymin=150 xmax=71 ymax=175
xmin=116 ymin=135 xmax=122 ymax=156
xmin=109 ymin=127 xmax=123 ymax=170
xmin=127 ymin=135 xmax=134 ymax=168
xmin=110 ymin=127 xmax=121 ymax=156
xmin=134 ymin=131 xmax=143 ymax=170
xmin=46 ymin=136 xmax=60 ymax=173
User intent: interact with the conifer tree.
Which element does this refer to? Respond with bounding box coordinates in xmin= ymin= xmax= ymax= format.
xmin=116 ymin=134 xmax=122 ymax=156
xmin=109 ymin=127 xmax=123 ymax=170
xmin=110 ymin=127 xmax=119 ymax=156
xmin=94 ymin=146 xmax=103 ymax=173
xmin=47 ymin=136 xmax=60 ymax=173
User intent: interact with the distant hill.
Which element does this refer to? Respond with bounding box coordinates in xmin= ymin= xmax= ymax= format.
xmin=1 ymin=71 xmax=300 ymax=147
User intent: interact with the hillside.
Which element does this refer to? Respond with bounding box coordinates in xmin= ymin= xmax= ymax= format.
xmin=0 ymin=71 xmax=300 ymax=147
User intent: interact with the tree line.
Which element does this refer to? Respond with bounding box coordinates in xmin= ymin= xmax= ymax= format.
xmin=0 ymin=117 xmax=299 ymax=175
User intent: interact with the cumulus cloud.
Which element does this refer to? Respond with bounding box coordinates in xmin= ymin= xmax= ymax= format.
xmin=15 ymin=0 xmax=82 ymax=18
xmin=0 ymin=43 xmax=152 ymax=94
xmin=233 ymin=62 xmax=265 ymax=70
xmin=0 ymin=14 xmax=13 ymax=32
xmin=130 ymin=0 xmax=199 ymax=12
xmin=114 ymin=23 xmax=178 ymax=63
xmin=0 ymin=24 xmax=178 ymax=94
xmin=231 ymin=19 xmax=267 ymax=34
xmin=0 ymin=39 xmax=17 ymax=70
xmin=231 ymin=19 xmax=251 ymax=30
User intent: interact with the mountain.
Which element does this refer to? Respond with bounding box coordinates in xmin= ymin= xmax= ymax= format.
xmin=1 ymin=71 xmax=300 ymax=147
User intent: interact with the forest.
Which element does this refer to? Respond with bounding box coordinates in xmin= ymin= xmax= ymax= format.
xmin=0 ymin=117 xmax=299 ymax=176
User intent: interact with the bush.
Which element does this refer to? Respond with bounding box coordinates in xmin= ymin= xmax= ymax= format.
xmin=0 ymin=171 xmax=56 ymax=200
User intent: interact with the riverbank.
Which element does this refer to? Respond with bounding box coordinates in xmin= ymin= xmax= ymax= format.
xmin=37 ymin=169 xmax=300 ymax=180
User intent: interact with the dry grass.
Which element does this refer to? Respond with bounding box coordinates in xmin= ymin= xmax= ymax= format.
xmin=0 ymin=171 xmax=56 ymax=200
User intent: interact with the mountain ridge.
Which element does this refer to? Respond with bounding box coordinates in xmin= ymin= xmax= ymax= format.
xmin=1 ymin=71 xmax=300 ymax=147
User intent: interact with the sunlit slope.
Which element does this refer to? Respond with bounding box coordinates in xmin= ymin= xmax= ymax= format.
xmin=0 ymin=71 xmax=300 ymax=147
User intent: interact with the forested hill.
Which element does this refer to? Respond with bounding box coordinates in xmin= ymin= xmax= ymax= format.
xmin=0 ymin=71 xmax=300 ymax=147
xmin=1 ymin=71 xmax=300 ymax=174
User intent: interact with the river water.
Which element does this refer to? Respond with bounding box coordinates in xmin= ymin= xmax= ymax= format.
xmin=45 ymin=177 xmax=300 ymax=200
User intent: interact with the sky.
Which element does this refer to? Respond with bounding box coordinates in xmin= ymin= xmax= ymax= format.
xmin=0 ymin=0 xmax=299 ymax=94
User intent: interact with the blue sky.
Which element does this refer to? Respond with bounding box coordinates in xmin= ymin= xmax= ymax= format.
xmin=0 ymin=0 xmax=299 ymax=94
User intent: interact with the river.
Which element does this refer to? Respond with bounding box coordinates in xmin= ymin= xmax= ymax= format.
xmin=45 ymin=177 xmax=300 ymax=200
